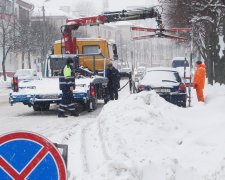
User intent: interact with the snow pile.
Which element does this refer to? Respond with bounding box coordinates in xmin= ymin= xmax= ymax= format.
xmin=0 ymin=76 xmax=11 ymax=89
xmin=73 ymin=86 xmax=225 ymax=180
xmin=74 ymin=91 xmax=195 ymax=179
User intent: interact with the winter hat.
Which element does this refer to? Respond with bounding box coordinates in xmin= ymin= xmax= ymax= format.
xmin=107 ymin=63 xmax=113 ymax=67
xmin=196 ymin=60 xmax=202 ymax=65
xmin=66 ymin=57 xmax=73 ymax=64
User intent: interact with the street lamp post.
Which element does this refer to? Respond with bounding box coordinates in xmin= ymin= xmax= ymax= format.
xmin=41 ymin=0 xmax=49 ymax=76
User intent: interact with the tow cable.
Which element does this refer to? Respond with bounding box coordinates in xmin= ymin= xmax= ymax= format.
xmin=118 ymin=80 xmax=130 ymax=92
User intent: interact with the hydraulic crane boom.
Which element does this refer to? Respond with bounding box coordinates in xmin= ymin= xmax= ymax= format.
xmin=61 ymin=6 xmax=161 ymax=54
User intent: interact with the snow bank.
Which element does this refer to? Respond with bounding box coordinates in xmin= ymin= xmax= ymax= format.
xmin=73 ymin=85 xmax=225 ymax=180
xmin=0 ymin=76 xmax=11 ymax=89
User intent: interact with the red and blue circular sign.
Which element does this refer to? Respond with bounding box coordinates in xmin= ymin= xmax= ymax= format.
xmin=0 ymin=131 xmax=67 ymax=180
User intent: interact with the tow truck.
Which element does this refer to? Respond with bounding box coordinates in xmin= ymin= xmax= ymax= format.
xmin=10 ymin=6 xmax=162 ymax=112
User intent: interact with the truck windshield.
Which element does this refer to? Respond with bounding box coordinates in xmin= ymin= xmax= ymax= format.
xmin=48 ymin=56 xmax=78 ymax=76
xmin=83 ymin=45 xmax=100 ymax=54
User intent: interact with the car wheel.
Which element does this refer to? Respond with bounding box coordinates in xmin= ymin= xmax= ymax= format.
xmin=180 ymin=101 xmax=186 ymax=108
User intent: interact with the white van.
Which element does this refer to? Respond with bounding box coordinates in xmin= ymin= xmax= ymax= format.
xmin=171 ymin=57 xmax=192 ymax=86
xmin=171 ymin=57 xmax=189 ymax=68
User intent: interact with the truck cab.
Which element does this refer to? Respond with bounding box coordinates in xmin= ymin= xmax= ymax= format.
xmin=53 ymin=38 xmax=118 ymax=72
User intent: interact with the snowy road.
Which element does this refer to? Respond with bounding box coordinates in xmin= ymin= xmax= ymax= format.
xmin=0 ymin=91 xmax=108 ymax=179
xmin=2 ymin=81 xmax=225 ymax=180
xmin=0 ymin=79 xmax=131 ymax=179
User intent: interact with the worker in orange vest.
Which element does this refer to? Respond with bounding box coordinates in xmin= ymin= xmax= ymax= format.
xmin=193 ymin=61 xmax=206 ymax=102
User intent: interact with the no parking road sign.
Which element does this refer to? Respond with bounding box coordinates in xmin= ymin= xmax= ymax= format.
xmin=0 ymin=131 xmax=67 ymax=180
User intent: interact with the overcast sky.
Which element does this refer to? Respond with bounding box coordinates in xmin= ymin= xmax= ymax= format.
xmin=28 ymin=0 xmax=159 ymax=13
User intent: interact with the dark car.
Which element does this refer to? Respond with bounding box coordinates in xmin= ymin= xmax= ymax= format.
xmin=137 ymin=67 xmax=187 ymax=107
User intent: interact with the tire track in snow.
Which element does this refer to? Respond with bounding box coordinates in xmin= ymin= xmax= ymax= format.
xmin=80 ymin=122 xmax=92 ymax=172
xmin=80 ymin=116 xmax=112 ymax=173
xmin=97 ymin=118 xmax=111 ymax=160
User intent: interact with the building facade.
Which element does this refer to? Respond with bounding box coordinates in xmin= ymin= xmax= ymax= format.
xmin=0 ymin=0 xmax=33 ymax=76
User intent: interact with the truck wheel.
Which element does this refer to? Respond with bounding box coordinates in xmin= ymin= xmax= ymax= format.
xmin=42 ymin=104 xmax=50 ymax=111
xmin=33 ymin=103 xmax=50 ymax=111
xmin=33 ymin=103 xmax=41 ymax=111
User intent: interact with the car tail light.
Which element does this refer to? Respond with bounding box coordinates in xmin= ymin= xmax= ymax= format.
xmin=90 ymin=83 xmax=95 ymax=97
xmin=13 ymin=77 xmax=19 ymax=92
xmin=138 ymin=84 xmax=145 ymax=90
xmin=179 ymin=83 xmax=186 ymax=92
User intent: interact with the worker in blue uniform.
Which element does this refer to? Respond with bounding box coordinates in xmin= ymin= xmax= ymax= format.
xmin=58 ymin=58 xmax=79 ymax=118
xmin=106 ymin=63 xmax=120 ymax=100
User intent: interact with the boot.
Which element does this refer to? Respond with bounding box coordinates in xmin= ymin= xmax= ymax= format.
xmin=58 ymin=112 xmax=68 ymax=118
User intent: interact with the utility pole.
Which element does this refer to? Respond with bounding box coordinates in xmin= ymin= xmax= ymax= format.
xmin=103 ymin=0 xmax=109 ymax=11
xmin=12 ymin=0 xmax=16 ymax=50
xmin=42 ymin=5 xmax=47 ymax=75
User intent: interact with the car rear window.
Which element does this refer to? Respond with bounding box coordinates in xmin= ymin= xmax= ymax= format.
xmin=142 ymin=70 xmax=181 ymax=84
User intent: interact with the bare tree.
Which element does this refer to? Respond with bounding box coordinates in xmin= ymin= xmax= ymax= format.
xmin=0 ymin=0 xmax=18 ymax=81
xmin=160 ymin=0 xmax=225 ymax=84
xmin=29 ymin=20 xmax=61 ymax=69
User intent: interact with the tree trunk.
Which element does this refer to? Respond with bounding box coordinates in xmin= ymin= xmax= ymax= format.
xmin=2 ymin=46 xmax=11 ymax=82
xmin=2 ymin=49 xmax=11 ymax=81
xmin=2 ymin=57 xmax=6 ymax=81
xmin=2 ymin=29 xmax=7 ymax=81
xmin=22 ymin=51 xmax=25 ymax=69
xmin=205 ymin=23 xmax=216 ymax=85
xmin=28 ymin=50 xmax=31 ymax=69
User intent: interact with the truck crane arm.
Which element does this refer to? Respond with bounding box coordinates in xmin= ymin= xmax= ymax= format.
xmin=61 ymin=6 xmax=161 ymax=54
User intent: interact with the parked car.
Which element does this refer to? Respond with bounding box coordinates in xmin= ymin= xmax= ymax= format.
xmin=137 ymin=66 xmax=146 ymax=74
xmin=14 ymin=69 xmax=39 ymax=81
xmin=119 ymin=67 xmax=132 ymax=77
xmin=118 ymin=61 xmax=132 ymax=77
xmin=137 ymin=67 xmax=187 ymax=107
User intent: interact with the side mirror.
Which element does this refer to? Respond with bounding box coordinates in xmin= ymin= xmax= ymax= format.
xmin=98 ymin=48 xmax=102 ymax=54
xmin=113 ymin=44 xmax=118 ymax=60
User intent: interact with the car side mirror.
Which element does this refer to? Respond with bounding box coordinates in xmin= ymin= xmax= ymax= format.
xmin=98 ymin=48 xmax=102 ymax=54
xmin=113 ymin=44 xmax=118 ymax=60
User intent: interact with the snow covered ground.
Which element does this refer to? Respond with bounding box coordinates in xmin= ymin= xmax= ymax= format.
xmin=1 ymin=80 xmax=225 ymax=180
xmin=0 ymin=76 xmax=11 ymax=89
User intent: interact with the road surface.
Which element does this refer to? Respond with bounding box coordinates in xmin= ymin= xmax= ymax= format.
xmin=0 ymin=79 xmax=130 ymax=179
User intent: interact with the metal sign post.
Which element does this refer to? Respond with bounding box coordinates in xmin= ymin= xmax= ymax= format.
xmin=189 ymin=52 xmax=193 ymax=107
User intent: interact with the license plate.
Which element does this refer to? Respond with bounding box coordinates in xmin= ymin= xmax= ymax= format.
xmin=154 ymin=88 xmax=171 ymax=93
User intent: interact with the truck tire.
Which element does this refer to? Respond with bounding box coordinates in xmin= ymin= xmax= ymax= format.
xmin=33 ymin=103 xmax=50 ymax=111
